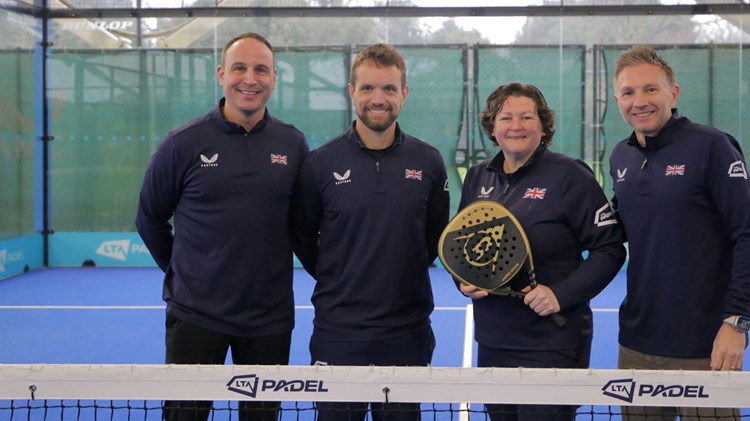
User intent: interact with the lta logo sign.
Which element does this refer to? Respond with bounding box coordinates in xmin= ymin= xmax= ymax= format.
xmin=227 ymin=375 xmax=260 ymax=398
xmin=602 ymin=379 xmax=636 ymax=402
xmin=602 ymin=379 xmax=709 ymax=403
xmin=227 ymin=374 xmax=329 ymax=398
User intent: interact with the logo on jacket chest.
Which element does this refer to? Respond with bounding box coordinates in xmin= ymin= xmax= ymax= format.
xmin=478 ymin=186 xmax=494 ymax=199
xmin=333 ymin=169 xmax=352 ymax=185
xmin=270 ymin=154 xmax=288 ymax=165
xmin=200 ymin=153 xmax=218 ymax=167
xmin=616 ymin=168 xmax=627 ymax=182
xmin=665 ymin=164 xmax=685 ymax=176
xmin=523 ymin=187 xmax=547 ymax=200
xmin=405 ymin=169 xmax=423 ymax=180
xmin=332 ymin=168 xmax=426 ymax=185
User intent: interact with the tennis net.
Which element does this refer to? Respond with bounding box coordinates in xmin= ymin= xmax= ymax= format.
xmin=1 ymin=364 xmax=749 ymax=420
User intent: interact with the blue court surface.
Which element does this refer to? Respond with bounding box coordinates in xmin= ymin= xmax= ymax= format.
xmin=0 ymin=266 xmax=746 ymax=369
xmin=3 ymin=267 xmax=750 ymax=421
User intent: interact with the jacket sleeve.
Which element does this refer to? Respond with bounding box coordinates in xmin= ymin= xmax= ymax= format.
xmin=706 ymin=133 xmax=750 ymax=318
xmin=291 ymin=155 xmax=322 ymax=277
xmin=550 ymin=160 xmax=626 ymax=310
xmin=135 ymin=135 xmax=180 ymax=273
xmin=425 ymin=149 xmax=450 ymax=265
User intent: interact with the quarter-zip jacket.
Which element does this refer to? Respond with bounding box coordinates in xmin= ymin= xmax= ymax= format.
xmin=292 ymin=122 xmax=450 ymax=341
xmin=461 ymin=145 xmax=625 ymax=350
xmin=610 ymin=109 xmax=750 ymax=358
xmin=136 ymin=99 xmax=309 ymax=337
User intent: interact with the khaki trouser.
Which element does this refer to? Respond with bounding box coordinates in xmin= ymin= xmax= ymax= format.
xmin=618 ymin=345 xmax=741 ymax=420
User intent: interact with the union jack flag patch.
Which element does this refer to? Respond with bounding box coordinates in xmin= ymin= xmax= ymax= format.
xmin=523 ymin=187 xmax=546 ymax=200
xmin=665 ymin=164 xmax=685 ymax=176
xmin=405 ymin=169 xmax=423 ymax=180
xmin=270 ymin=154 xmax=288 ymax=165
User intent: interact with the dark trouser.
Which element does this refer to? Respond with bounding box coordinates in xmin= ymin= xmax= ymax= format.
xmin=309 ymin=326 xmax=435 ymax=421
xmin=163 ymin=313 xmax=291 ymax=421
xmin=477 ymin=343 xmax=591 ymax=421
xmin=618 ymin=345 xmax=740 ymax=420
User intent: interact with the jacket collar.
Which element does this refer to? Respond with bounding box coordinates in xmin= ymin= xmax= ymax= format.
xmin=348 ymin=121 xmax=405 ymax=150
xmin=211 ymin=98 xmax=269 ymax=134
xmin=486 ymin=143 xmax=548 ymax=175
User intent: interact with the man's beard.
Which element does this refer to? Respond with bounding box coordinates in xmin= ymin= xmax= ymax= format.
xmin=359 ymin=108 xmax=397 ymax=132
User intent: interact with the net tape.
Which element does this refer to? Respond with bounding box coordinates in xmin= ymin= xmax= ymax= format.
xmin=1 ymin=364 xmax=749 ymax=408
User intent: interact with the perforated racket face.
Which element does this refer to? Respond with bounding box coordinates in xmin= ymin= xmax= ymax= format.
xmin=439 ymin=201 xmax=530 ymax=291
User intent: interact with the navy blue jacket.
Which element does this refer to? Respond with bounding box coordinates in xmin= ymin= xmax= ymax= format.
xmin=136 ymin=99 xmax=309 ymax=337
xmin=461 ymin=145 xmax=625 ymax=350
xmin=610 ymin=110 xmax=750 ymax=358
xmin=292 ymin=123 xmax=450 ymax=342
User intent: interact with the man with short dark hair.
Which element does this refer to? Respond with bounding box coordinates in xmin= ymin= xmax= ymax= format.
xmin=136 ymin=32 xmax=309 ymax=421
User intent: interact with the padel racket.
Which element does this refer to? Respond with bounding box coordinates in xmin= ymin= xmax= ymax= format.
xmin=439 ymin=200 xmax=566 ymax=327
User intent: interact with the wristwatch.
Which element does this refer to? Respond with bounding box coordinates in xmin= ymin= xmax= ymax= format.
xmin=723 ymin=315 xmax=750 ymax=333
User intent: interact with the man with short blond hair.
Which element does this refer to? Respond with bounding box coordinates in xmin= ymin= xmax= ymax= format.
xmin=609 ymin=44 xmax=750 ymax=420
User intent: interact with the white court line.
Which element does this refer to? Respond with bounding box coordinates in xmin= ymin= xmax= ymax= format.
xmin=0 ymin=305 xmax=483 ymax=310
xmin=453 ymin=305 xmax=620 ymax=420
xmin=462 ymin=304 xmax=474 ymax=368
xmin=0 ymin=305 xmax=619 ymax=311
xmin=0 ymin=306 xmax=165 ymax=309
xmin=460 ymin=304 xmax=474 ymax=421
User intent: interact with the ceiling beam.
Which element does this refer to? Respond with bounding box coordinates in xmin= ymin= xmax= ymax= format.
xmin=29 ymin=4 xmax=750 ymax=20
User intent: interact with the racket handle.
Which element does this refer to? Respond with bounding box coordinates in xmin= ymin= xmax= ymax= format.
xmin=549 ymin=312 xmax=567 ymax=327
xmin=529 ymin=272 xmax=567 ymax=328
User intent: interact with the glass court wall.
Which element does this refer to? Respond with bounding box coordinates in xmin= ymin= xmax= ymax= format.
xmin=0 ymin=0 xmax=748 ymax=277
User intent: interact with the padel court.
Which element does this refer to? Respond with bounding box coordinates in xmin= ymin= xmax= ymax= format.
xmin=3 ymin=266 xmax=750 ymax=420
xmin=0 ymin=265 xmax=698 ymax=370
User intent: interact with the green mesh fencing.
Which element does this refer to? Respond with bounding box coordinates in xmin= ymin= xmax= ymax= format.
xmin=48 ymin=50 xmax=217 ymax=232
xmin=1 ymin=44 xmax=748 ymax=239
xmin=46 ymin=45 xmax=469 ymax=230
xmin=0 ymin=51 xmax=35 ymax=241
xmin=476 ymin=46 xmax=586 ymax=160
xmin=270 ymin=47 xmax=352 ymax=149
xmin=390 ymin=46 xmax=466 ymax=214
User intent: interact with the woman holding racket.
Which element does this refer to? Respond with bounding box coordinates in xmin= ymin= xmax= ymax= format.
xmin=457 ymin=83 xmax=626 ymax=420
